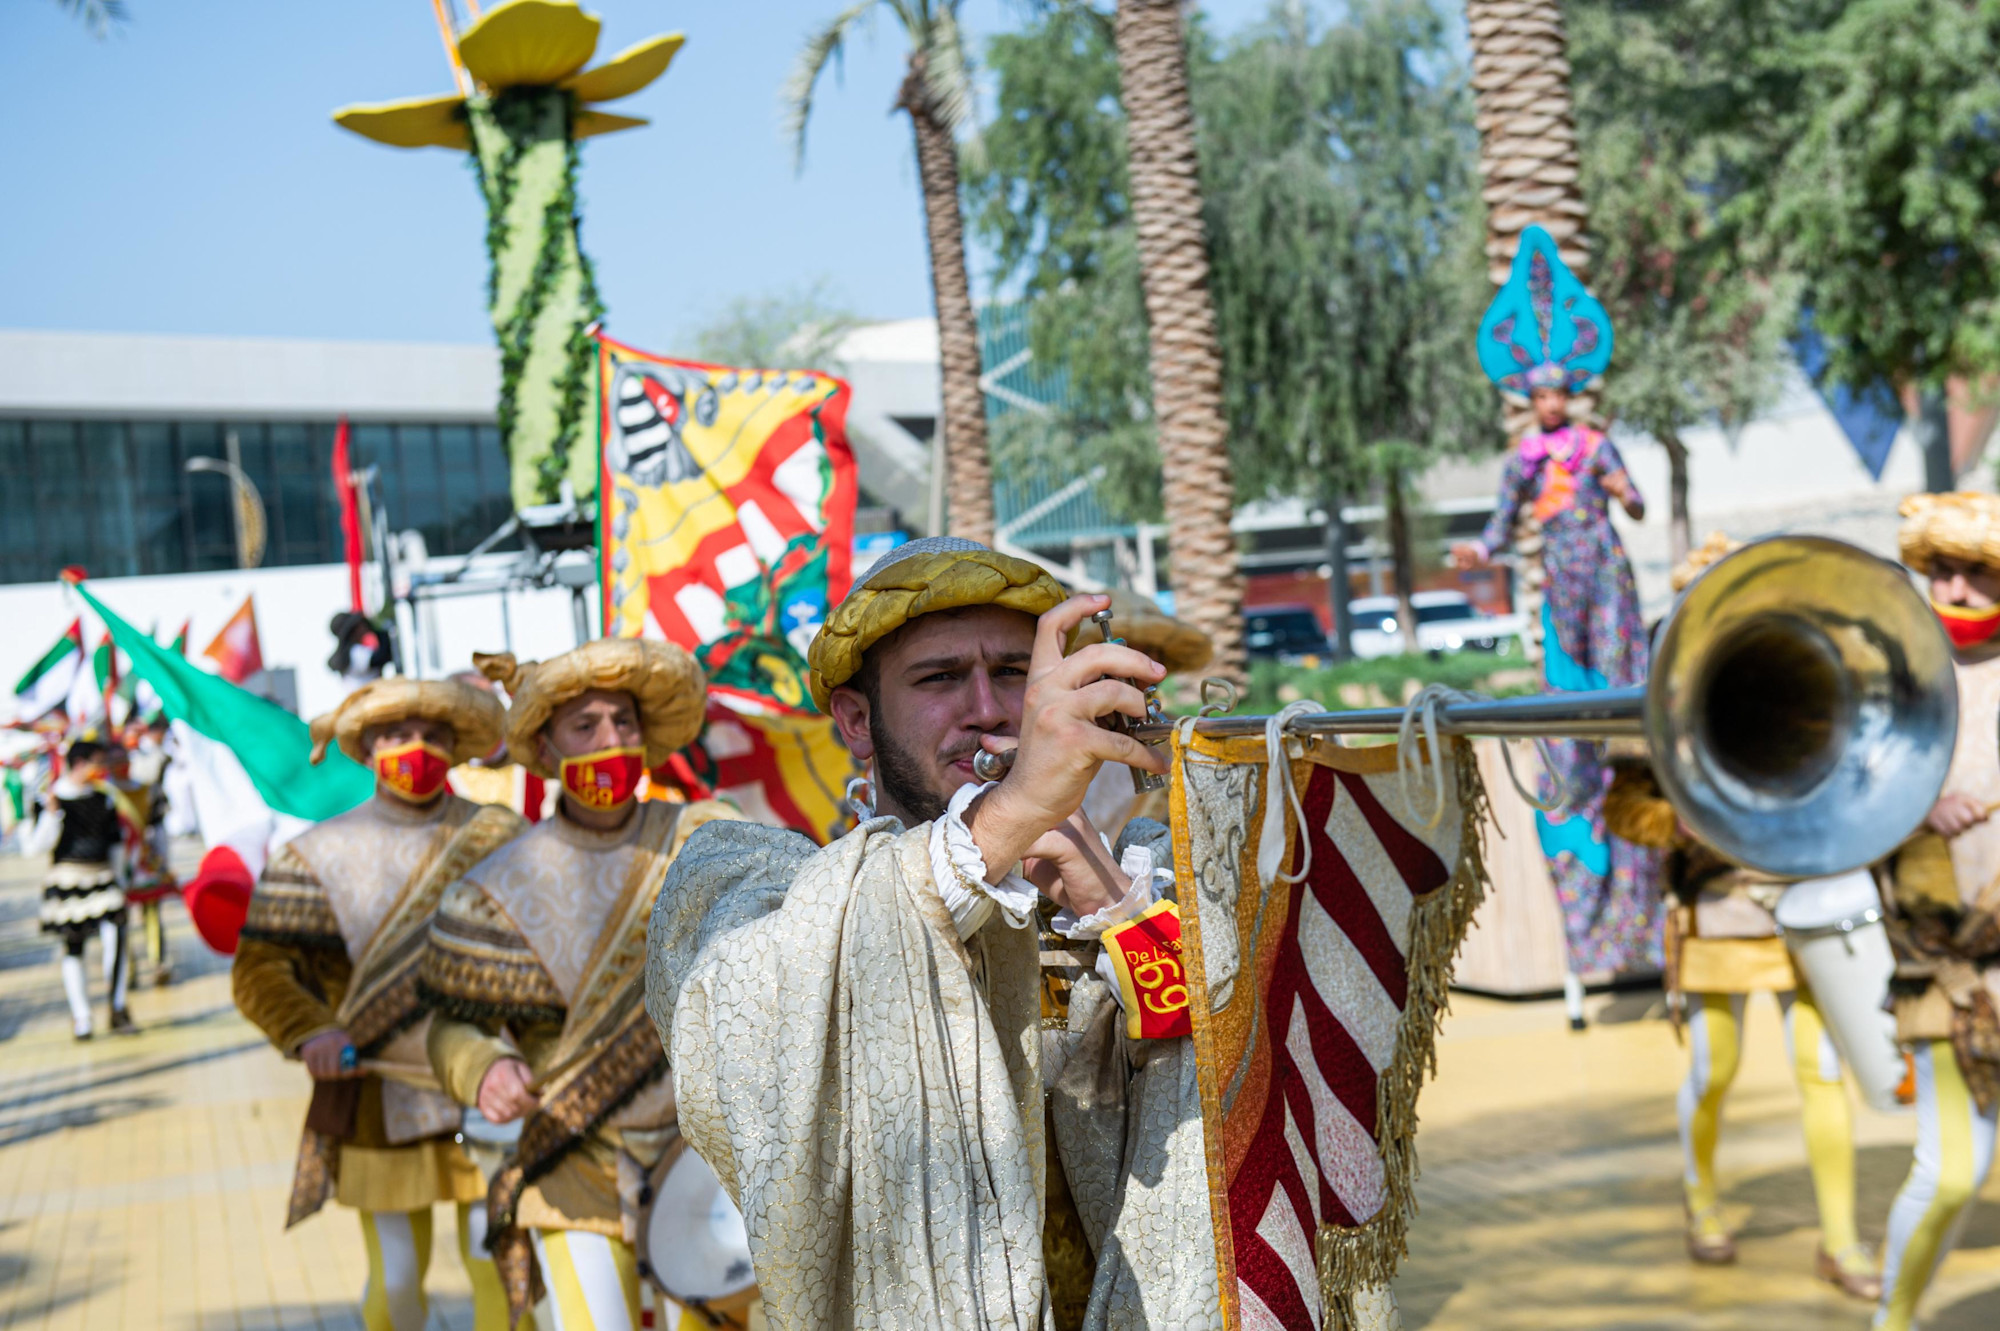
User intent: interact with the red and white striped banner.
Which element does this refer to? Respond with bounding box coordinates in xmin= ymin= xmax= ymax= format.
xmin=1173 ymin=736 xmax=1479 ymax=1331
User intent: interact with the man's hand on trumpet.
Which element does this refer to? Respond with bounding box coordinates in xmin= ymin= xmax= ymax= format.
xmin=1926 ymin=791 xmax=1994 ymax=839
xmin=966 ymin=594 xmax=1167 ymax=916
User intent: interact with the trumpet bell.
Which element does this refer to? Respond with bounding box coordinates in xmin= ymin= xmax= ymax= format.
xmin=1649 ymin=535 xmax=1958 ymax=877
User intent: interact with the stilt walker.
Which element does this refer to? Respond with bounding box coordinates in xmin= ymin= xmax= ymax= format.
xmin=1452 ymin=225 xmax=1662 ymax=1025
xmin=1873 ymin=493 xmax=2000 ymax=1331
xmin=232 ymin=679 xmax=525 ymax=1331
xmin=422 ymin=639 xmax=739 ymax=1330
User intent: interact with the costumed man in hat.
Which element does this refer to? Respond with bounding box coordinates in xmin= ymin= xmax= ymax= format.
xmin=421 ymin=639 xmax=739 ymax=1330
xmin=1603 ymin=534 xmax=1878 ymax=1298
xmin=26 ymin=736 xmax=137 ymax=1039
xmin=232 ymin=678 xmax=524 ymax=1331
xmin=645 ymin=538 xmax=1223 ymax=1329
xmin=1451 ymin=226 xmax=1662 ymax=1019
xmin=1871 ymin=493 xmax=2000 ymax=1331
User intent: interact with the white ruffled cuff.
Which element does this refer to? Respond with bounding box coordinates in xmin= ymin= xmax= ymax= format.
xmin=928 ymin=781 xmax=1040 ymax=940
xmin=1052 ymin=843 xmax=1170 ymax=940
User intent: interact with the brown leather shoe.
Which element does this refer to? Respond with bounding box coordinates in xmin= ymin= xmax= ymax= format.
xmin=1816 ymin=1245 xmax=1882 ymax=1301
xmin=1686 ymin=1207 xmax=1737 ymax=1265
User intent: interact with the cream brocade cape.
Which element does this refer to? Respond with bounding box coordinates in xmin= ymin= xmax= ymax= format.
xmin=646 ymin=816 xmax=1219 ymax=1330
xmin=422 ymin=797 xmax=740 ymax=1326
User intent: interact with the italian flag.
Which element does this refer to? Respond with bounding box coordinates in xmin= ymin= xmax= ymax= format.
xmin=12 ymin=620 xmax=84 ymax=724
xmin=71 ymin=580 xmax=371 ymax=845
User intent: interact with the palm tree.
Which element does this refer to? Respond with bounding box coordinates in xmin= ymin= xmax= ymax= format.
xmin=1111 ymin=0 xmax=1246 ymax=682
xmin=786 ymin=2 xmax=994 ymax=544
xmin=1465 ymin=0 xmax=1591 ymax=287
xmin=56 ymin=0 xmax=126 ymax=35
xmin=1465 ymin=0 xmax=1593 ymax=657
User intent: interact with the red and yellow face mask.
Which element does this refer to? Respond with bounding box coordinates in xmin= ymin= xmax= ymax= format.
xmin=559 ymin=746 xmax=646 ymax=811
xmin=1935 ymin=600 xmax=2000 ymax=651
xmin=374 ymin=740 xmax=453 ymax=802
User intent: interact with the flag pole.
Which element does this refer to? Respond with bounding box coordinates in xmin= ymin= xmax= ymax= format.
xmin=428 ymin=0 xmax=470 ymax=97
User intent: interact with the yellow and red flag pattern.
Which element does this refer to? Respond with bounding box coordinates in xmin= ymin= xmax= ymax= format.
xmin=596 ymin=332 xmax=861 ymax=843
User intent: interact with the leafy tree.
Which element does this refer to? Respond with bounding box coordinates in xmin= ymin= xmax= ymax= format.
xmin=1693 ymin=0 xmax=2000 ymax=489
xmin=968 ymin=0 xmax=1493 ymax=647
xmin=688 ymin=280 xmax=861 ymax=373
xmin=1567 ymin=0 xmax=1807 ymax=561
xmin=785 ymin=1 xmax=997 ymax=541
xmin=1754 ymin=0 xmax=2000 ymax=391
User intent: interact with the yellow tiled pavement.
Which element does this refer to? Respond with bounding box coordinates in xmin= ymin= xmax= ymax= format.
xmin=0 ymin=848 xmax=481 ymax=1331
xmin=1403 ymin=989 xmax=2000 ymax=1329
xmin=1 ymin=842 xmax=1997 ymax=1328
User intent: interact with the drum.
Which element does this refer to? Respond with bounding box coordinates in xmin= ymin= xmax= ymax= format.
xmin=637 ymin=1135 xmax=759 ymax=1327
xmin=456 ymin=1105 xmax=522 ymax=1181
xmin=1774 ymin=870 xmax=1906 ymax=1113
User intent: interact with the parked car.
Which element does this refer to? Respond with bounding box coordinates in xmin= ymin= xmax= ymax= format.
xmin=1243 ymin=605 xmax=1335 ymax=662
xmin=1346 ymin=591 xmax=1527 ymax=660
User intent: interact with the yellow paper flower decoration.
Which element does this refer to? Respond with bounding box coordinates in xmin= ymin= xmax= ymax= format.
xmin=333 ymin=0 xmax=683 ymax=151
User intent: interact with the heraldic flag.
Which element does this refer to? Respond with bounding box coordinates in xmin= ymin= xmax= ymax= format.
xmin=1169 ymin=726 xmax=1490 ymax=1331
xmin=597 ymin=332 xmax=861 ymax=843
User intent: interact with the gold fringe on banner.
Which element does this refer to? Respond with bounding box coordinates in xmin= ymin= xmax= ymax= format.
xmin=1316 ymin=739 xmax=1492 ymax=1330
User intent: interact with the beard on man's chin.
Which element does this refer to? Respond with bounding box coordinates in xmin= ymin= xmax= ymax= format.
xmin=869 ymin=719 xmax=978 ymax=825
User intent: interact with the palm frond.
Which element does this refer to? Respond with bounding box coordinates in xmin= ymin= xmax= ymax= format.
xmin=56 ymin=0 xmax=128 ymax=38
xmin=781 ymin=0 xmax=880 ymax=172
xmin=922 ymin=2 xmax=975 ymax=135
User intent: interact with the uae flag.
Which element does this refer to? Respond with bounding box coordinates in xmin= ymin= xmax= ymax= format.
xmin=12 ymin=619 xmax=85 ymax=724
xmin=70 ymin=579 xmax=370 ymax=870
xmin=203 ymin=597 xmax=265 ymax=685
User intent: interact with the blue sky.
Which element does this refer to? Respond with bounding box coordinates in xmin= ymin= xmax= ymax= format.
xmin=2 ymin=0 xmax=1272 ymax=354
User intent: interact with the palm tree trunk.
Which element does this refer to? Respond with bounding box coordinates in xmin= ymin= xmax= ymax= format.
xmin=1385 ymin=469 xmax=1420 ymax=651
xmin=1466 ymin=0 xmax=1590 ymax=285
xmin=1113 ymin=0 xmax=1246 ymax=683
xmin=1466 ymin=0 xmax=1596 ymax=438
xmin=1660 ymin=425 xmax=1692 ymax=565
xmin=900 ymin=58 xmax=995 ymax=546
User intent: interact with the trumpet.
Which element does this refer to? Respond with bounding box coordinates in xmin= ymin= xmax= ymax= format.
xmin=976 ymin=536 xmax=1958 ymax=879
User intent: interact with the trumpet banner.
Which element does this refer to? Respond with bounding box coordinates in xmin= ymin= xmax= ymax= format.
xmin=597 ymin=333 xmax=861 ymax=843
xmin=1169 ymin=729 xmax=1489 ymax=1330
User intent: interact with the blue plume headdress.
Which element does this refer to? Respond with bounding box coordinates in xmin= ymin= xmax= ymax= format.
xmin=1477 ymin=226 xmax=1613 ymax=394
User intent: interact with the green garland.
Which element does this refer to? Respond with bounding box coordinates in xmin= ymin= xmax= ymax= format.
xmin=466 ymin=88 xmax=606 ymax=508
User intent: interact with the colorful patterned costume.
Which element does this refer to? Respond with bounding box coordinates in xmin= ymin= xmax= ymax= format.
xmin=1475 ymin=225 xmax=1661 ymax=976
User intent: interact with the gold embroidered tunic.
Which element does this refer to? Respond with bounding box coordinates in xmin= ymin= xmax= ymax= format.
xmin=232 ymin=792 xmax=523 ymax=1218
xmin=422 ymin=798 xmax=739 ymax=1239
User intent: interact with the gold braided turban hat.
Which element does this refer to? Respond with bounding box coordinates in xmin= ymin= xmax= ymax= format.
xmin=308 ymin=678 xmax=505 ymax=766
xmin=1669 ymin=531 xmax=1742 ymax=593
xmin=1898 ymin=491 xmax=2000 ymax=577
xmin=473 ymin=638 xmax=706 ymax=778
xmin=807 ymin=537 xmax=1068 ymax=711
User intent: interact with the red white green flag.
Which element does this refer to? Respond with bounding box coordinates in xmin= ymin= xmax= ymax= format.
xmin=596 ymin=332 xmax=861 ymax=843
xmin=11 ymin=619 xmax=84 ymax=724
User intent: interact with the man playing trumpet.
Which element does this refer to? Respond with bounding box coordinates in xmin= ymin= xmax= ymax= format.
xmin=646 ymin=537 xmax=1220 ymax=1328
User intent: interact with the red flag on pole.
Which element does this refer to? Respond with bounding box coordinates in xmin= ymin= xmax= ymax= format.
xmin=202 ymin=597 xmax=265 ymax=685
xmin=332 ymin=417 xmax=364 ymax=612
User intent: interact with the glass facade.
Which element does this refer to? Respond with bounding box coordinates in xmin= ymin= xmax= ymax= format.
xmin=0 ymin=418 xmax=514 ymax=586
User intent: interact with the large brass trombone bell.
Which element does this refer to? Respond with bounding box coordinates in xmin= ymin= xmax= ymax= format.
xmin=978 ymin=536 xmax=1960 ymax=878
